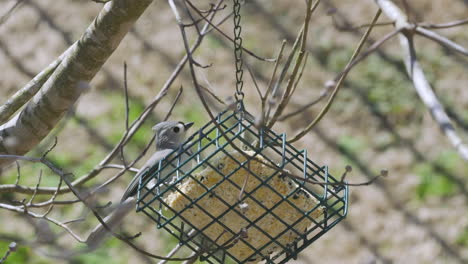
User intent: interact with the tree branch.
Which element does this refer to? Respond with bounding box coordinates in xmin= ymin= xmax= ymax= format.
xmin=288 ymin=9 xmax=382 ymax=143
xmin=0 ymin=56 xmax=62 ymax=124
xmin=415 ymin=27 xmax=468 ymax=56
xmin=0 ymin=0 xmax=154 ymax=169
xmin=375 ymin=0 xmax=468 ymax=160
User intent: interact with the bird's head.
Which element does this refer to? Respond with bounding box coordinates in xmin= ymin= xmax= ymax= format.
xmin=152 ymin=121 xmax=194 ymax=149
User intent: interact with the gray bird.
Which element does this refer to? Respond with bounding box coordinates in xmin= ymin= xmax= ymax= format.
xmin=86 ymin=121 xmax=193 ymax=248
xmin=121 ymin=121 xmax=194 ymax=201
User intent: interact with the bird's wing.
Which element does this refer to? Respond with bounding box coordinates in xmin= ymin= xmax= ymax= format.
xmin=121 ymin=148 xmax=174 ymax=201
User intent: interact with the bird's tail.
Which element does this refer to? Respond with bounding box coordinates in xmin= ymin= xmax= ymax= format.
xmin=86 ymin=197 xmax=136 ymax=249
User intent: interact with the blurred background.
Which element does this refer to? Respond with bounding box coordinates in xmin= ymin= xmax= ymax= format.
xmin=0 ymin=0 xmax=467 ymax=263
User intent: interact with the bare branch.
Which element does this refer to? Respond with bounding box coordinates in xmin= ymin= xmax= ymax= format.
xmin=0 ymin=0 xmax=235 ymax=196
xmin=269 ymin=27 xmax=303 ymax=104
xmin=199 ymin=84 xmax=227 ymax=107
xmin=267 ymin=0 xmax=321 ymax=129
xmin=0 ymin=201 xmax=85 ymax=243
xmin=246 ymin=65 xmax=263 ymax=101
xmin=284 ymin=167 xmax=388 ymax=187
xmin=286 ymin=51 xmax=310 ymax=102
xmin=157 ymin=243 xmax=184 ymax=264
xmin=403 ymin=35 xmax=468 ymax=159
xmin=101 ymin=164 xmax=139 ymax=173
xmin=289 ymin=9 xmax=382 ymax=143
xmin=279 ymin=79 xmax=333 ymax=121
xmin=0 ymin=0 xmax=154 ymax=169
xmin=337 ymin=28 xmax=401 ymax=80
xmin=328 ymin=7 xmax=393 ymax=31
xmin=14 ymin=161 xmax=20 ymax=185
xmin=0 ymin=58 xmax=61 ymax=124
xmin=415 ymin=27 xmax=468 ymax=56
xmin=265 ymin=40 xmax=287 ymax=101
xmin=185 ymin=0 xmax=275 ymax=62
xmin=75 ymin=0 xmax=234 ymax=201
xmin=28 ymin=170 xmax=42 ymax=205
xmin=260 ymin=40 xmax=287 ymax=125
xmin=123 ymin=62 xmax=130 ymax=131
xmin=0 ymin=153 xmax=192 ymax=260
xmin=419 ymin=18 xmax=468 ymax=29
xmin=172 ymin=0 xmax=229 ymax=122
xmin=120 ymin=62 xmax=131 ymax=168
xmin=163 ymin=87 xmax=184 ymax=121
xmin=0 ymin=0 xmax=24 ymax=26
xmin=376 ymin=0 xmax=468 ymax=160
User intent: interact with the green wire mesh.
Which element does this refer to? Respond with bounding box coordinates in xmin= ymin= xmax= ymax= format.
xmin=136 ymin=107 xmax=348 ymax=263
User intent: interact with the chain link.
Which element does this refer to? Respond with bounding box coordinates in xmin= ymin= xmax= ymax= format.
xmin=233 ymin=0 xmax=244 ymax=102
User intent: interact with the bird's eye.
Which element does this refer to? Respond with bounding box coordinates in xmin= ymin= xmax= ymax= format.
xmin=173 ymin=127 xmax=180 ymax=133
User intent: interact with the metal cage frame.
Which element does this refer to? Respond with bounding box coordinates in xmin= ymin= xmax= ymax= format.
xmin=136 ymin=107 xmax=348 ymax=263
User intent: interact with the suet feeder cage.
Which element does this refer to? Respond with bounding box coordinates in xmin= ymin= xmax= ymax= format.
xmin=136 ymin=105 xmax=348 ymax=264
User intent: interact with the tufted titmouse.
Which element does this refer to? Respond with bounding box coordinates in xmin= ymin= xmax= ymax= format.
xmin=86 ymin=121 xmax=194 ymax=248
xmin=121 ymin=121 xmax=194 ymax=201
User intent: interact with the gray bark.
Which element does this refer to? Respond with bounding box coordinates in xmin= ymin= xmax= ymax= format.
xmin=0 ymin=0 xmax=153 ymax=169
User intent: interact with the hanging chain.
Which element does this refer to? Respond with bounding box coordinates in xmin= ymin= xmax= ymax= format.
xmin=233 ymin=0 xmax=244 ymax=102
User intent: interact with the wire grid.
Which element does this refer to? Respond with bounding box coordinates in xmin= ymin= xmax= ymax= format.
xmin=136 ymin=108 xmax=348 ymax=263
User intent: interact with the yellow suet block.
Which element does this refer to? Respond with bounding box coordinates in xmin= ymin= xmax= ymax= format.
xmin=165 ymin=151 xmax=323 ymax=262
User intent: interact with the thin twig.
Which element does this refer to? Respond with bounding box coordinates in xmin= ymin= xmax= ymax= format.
xmin=0 ymin=153 xmax=193 ymax=260
xmin=0 ymin=0 xmax=24 ymax=26
xmin=238 ymin=163 xmax=251 ymax=201
xmin=0 ymin=201 xmax=85 ymax=243
xmin=164 ymin=87 xmax=184 ymax=121
xmin=246 ymin=65 xmax=263 ymax=101
xmin=336 ymin=28 xmax=401 ymax=81
xmin=0 ymin=1 xmax=234 ymax=196
xmin=86 ymin=0 xmax=232 ymax=198
xmin=279 ymin=82 xmax=332 ymax=121
xmin=42 ymin=177 xmax=63 ymax=216
xmin=351 ymin=21 xmax=394 ymax=29
xmin=185 ymin=0 xmax=275 ymax=62
xmin=157 ymin=242 xmax=184 ymax=264
xmin=179 ymin=0 xmax=381 ymax=189
xmin=415 ymin=27 xmax=468 ymax=56
xmin=261 ymin=40 xmax=287 ymax=125
xmin=286 ymin=168 xmax=387 ymax=187
xmin=14 ymin=161 xmax=20 ymax=185
xmin=289 ymin=9 xmax=382 ymax=143
xmin=120 ymin=62 xmax=131 ymax=168
xmin=267 ymin=0 xmax=321 ymax=129
xmin=90 ymin=134 xmax=156 ymax=195
xmin=0 ymin=57 xmax=61 ymax=123
xmin=28 ymin=170 xmax=42 ymax=205
xmin=62 ymin=218 xmax=86 ymax=225
xmin=286 ymin=51 xmax=309 ymax=103
xmin=123 ymin=62 xmax=130 ymax=131
xmin=375 ymin=0 xmax=468 ymax=160
xmin=419 ymin=18 xmax=468 ymax=29
xmin=265 ymin=40 xmax=287 ymax=101
xmin=269 ymin=28 xmax=303 ymax=103
xmin=101 ymin=164 xmax=139 ymax=172
xmin=331 ymin=15 xmax=393 ymax=32
xmin=199 ymin=84 xmax=227 ymax=106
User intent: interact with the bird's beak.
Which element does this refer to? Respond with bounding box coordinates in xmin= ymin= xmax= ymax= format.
xmin=184 ymin=122 xmax=194 ymax=130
